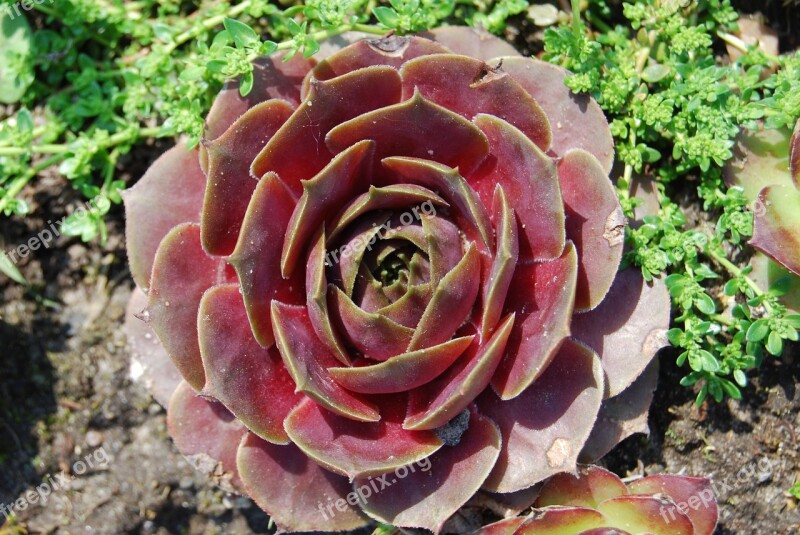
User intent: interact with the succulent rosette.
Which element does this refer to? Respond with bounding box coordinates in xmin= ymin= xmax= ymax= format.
xmin=480 ymin=465 xmax=718 ymax=535
xmin=124 ymin=28 xmax=674 ymax=532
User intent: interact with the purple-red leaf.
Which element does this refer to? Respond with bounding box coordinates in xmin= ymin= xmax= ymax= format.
xmin=271 ymin=302 xmax=379 ymax=421
xmin=198 ymin=284 xmax=302 ymax=444
xmin=536 ymin=465 xmax=628 ymax=509
xmin=480 ymin=339 xmax=603 ymax=493
xmin=477 ymin=517 xmax=526 ymax=535
xmin=145 ymin=223 xmax=233 ymax=391
xmin=313 ymin=35 xmax=450 ymax=81
xmin=481 ymin=186 xmax=519 ymax=340
xmin=252 ymin=65 xmax=402 ymax=196
xmin=229 ymin=173 xmax=304 ymax=348
xmin=596 ymin=495 xmax=694 ymax=535
xmin=628 ymin=475 xmax=718 ymax=535
xmin=122 ymin=145 xmax=206 ymax=291
xmin=405 ymin=314 xmax=514 ymax=431
xmin=284 ymin=396 xmax=443 ymax=479
xmin=557 ymin=150 xmax=625 ymax=311
xmin=202 ymin=100 xmax=294 ymax=256
xmin=500 ymin=57 xmax=614 ymax=173
xmin=408 ymin=243 xmax=481 ymax=351
xmin=491 ymin=242 xmax=578 ymax=400
xmin=307 ymin=228 xmax=352 ymax=365
xmin=421 ymin=26 xmax=520 ymax=61
xmin=580 ymin=360 xmax=658 ymax=462
xmin=204 ymin=54 xmax=313 ymax=142
xmin=358 ymin=408 xmax=501 ymax=533
xmin=282 ymin=140 xmax=374 ymax=277
xmin=167 ymin=381 xmax=246 ymax=493
xmin=329 ymin=336 xmax=473 ymax=394
xmin=471 ymin=114 xmax=565 ymax=262
xmin=237 ymin=433 xmax=370 ymax=532
xmin=751 ymin=184 xmax=800 ymax=276
xmin=571 ymin=269 xmax=669 ymax=397
xmin=329 ymin=286 xmax=415 ymax=360
xmin=126 ymin=288 xmax=181 ymax=407
xmin=327 ymin=90 xmax=490 ymax=178
xmin=327 ymin=183 xmax=448 ymax=244
xmin=400 ymin=54 xmax=551 ymax=151
xmin=383 ymin=156 xmax=494 ymax=251
xmin=517 ymin=507 xmax=608 ymax=534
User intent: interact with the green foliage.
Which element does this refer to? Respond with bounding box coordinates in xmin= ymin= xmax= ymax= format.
xmin=468 ymin=0 xmax=529 ymax=33
xmin=790 ymin=481 xmax=800 ymax=501
xmin=0 ymin=8 xmax=34 ymax=103
xmin=546 ymin=0 xmax=799 ymax=404
xmin=373 ymin=0 xmax=455 ymax=33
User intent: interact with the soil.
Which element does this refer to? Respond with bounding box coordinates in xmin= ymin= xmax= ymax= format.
xmin=1 ymin=3 xmax=799 ymax=535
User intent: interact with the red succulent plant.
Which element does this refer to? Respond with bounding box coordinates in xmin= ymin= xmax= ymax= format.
xmin=480 ymin=465 xmax=718 ymax=535
xmin=124 ymin=27 xmax=680 ymax=532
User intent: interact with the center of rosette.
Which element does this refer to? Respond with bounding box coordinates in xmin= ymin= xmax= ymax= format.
xmin=322 ymin=187 xmax=473 ymax=362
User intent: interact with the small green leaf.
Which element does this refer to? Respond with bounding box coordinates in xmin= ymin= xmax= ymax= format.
xmin=768 ymin=276 xmax=791 ymax=297
xmin=766 ymin=330 xmax=783 ymax=356
xmin=642 ymin=63 xmax=672 ymax=83
xmin=16 ymin=108 xmax=33 ymax=132
xmin=179 ymin=64 xmax=206 ymax=82
xmin=692 ymin=321 xmax=712 ymax=335
xmin=719 ymin=378 xmax=741 ymax=400
xmin=709 ymin=380 xmax=723 ymax=402
xmin=694 ymin=293 xmax=716 ymax=315
xmin=733 ymin=369 xmax=747 ymax=387
xmin=667 ymin=327 xmax=684 ymax=346
xmin=223 ymin=18 xmax=259 ymax=48
xmin=723 ymin=278 xmax=739 ymax=296
xmin=695 ymin=383 xmax=708 ymax=406
xmin=0 ymin=9 xmax=34 ymax=104
xmin=206 ymin=60 xmax=227 ymax=74
xmin=694 ymin=263 xmax=719 ymax=280
xmin=732 ymin=304 xmax=750 ymax=320
xmin=786 ymin=327 xmax=799 ymax=342
xmin=698 ymin=350 xmax=720 ymax=372
xmin=153 ymin=22 xmax=174 ymax=43
xmin=640 ymin=145 xmax=662 ymax=163
xmin=0 ymin=251 xmax=26 ymax=284
xmin=373 ymin=6 xmax=400 ymax=28
xmin=680 ymin=372 xmax=701 ymax=386
xmin=285 ymin=17 xmax=304 ymax=36
xmin=61 ymin=211 xmax=101 ymax=242
xmin=239 ymin=70 xmax=254 ymax=97
xmin=789 ymin=482 xmax=800 ymax=500
xmin=665 ymin=273 xmax=686 ymax=289
xmin=745 ymin=341 xmax=762 ymax=358
xmin=746 ymin=319 xmax=770 ymax=342
xmin=303 ymin=36 xmax=320 ymax=58
xmin=261 ymin=40 xmax=278 ymax=56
